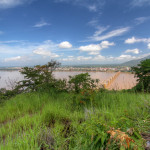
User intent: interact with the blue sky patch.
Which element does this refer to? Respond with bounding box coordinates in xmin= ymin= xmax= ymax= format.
xmin=0 ymin=0 xmax=150 ymax=66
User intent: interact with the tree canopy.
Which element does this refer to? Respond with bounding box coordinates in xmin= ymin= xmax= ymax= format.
xmin=132 ymin=59 xmax=150 ymax=92
xmin=19 ymin=60 xmax=61 ymax=91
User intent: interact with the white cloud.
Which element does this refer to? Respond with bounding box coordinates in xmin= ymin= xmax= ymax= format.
xmin=92 ymin=26 xmax=109 ymax=37
xmin=61 ymin=56 xmax=93 ymax=62
xmin=0 ymin=44 xmax=34 ymax=55
xmin=148 ymin=43 xmax=150 ymax=49
xmin=100 ymin=41 xmax=115 ymax=48
xmin=135 ymin=16 xmax=150 ymax=25
xmin=88 ymin=19 xmax=99 ymax=27
xmin=0 ymin=0 xmax=34 ymax=9
xmin=0 ymin=40 xmax=61 ymax=65
xmin=0 ymin=40 xmax=64 ymax=66
xmin=115 ymin=53 xmax=150 ymax=62
xmin=60 ymin=53 xmax=150 ymax=64
xmin=88 ymin=27 xmax=130 ymax=42
xmin=59 ymin=41 xmax=72 ymax=48
xmin=93 ymin=55 xmax=105 ymax=61
xmin=77 ymin=56 xmax=92 ymax=61
xmin=2 ymin=38 xmax=146 ymax=65
xmin=33 ymin=48 xmax=51 ymax=56
xmin=125 ymin=36 xmax=150 ymax=44
xmin=33 ymin=20 xmax=50 ymax=28
xmin=61 ymin=56 xmax=92 ymax=62
xmin=60 ymin=54 xmax=141 ymax=64
xmin=138 ymin=53 xmax=150 ymax=58
xmin=79 ymin=41 xmax=115 ymax=53
xmin=54 ymin=0 xmax=105 ymax=12
xmin=62 ymin=56 xmax=75 ymax=61
xmin=88 ymin=5 xmax=97 ymax=12
xmin=61 ymin=55 xmax=112 ymax=63
xmin=33 ymin=47 xmax=59 ymax=58
xmin=62 ymin=58 xmax=70 ymax=61
xmin=0 ymin=0 xmax=22 ymax=8
xmin=116 ymin=55 xmax=136 ymax=60
xmin=125 ymin=48 xmax=140 ymax=54
xmin=0 ymin=40 xmax=26 ymax=44
xmin=79 ymin=44 xmax=101 ymax=52
xmin=68 ymin=56 xmax=74 ymax=58
xmin=0 ymin=40 xmax=62 ymax=65
xmin=88 ymin=52 xmax=99 ymax=55
xmin=0 ymin=40 xmax=59 ymax=56
xmin=131 ymin=0 xmax=150 ymax=7
xmin=50 ymin=53 xmax=59 ymax=58
xmin=4 ymin=56 xmax=22 ymax=62
xmin=125 ymin=37 xmax=137 ymax=44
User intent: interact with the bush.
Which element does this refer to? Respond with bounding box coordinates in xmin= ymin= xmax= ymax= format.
xmin=68 ymin=73 xmax=99 ymax=93
xmin=0 ymin=88 xmax=20 ymax=101
xmin=132 ymin=59 xmax=150 ymax=92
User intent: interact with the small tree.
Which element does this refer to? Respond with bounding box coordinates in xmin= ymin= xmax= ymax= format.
xmin=18 ymin=60 xmax=61 ymax=91
xmin=132 ymin=59 xmax=150 ymax=92
xmin=68 ymin=73 xmax=99 ymax=93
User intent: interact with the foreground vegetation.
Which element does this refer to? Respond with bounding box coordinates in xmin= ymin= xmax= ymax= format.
xmin=0 ymin=90 xmax=150 ymax=149
xmin=0 ymin=59 xmax=150 ymax=149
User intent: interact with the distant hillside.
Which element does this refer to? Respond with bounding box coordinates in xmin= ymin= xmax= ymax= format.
xmin=121 ymin=55 xmax=150 ymax=67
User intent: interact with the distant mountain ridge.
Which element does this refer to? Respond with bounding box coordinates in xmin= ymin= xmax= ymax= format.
xmin=121 ymin=55 xmax=150 ymax=67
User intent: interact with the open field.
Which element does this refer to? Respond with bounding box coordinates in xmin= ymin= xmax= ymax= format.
xmin=0 ymin=90 xmax=149 ymax=149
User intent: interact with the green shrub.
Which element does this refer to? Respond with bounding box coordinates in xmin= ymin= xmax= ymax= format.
xmin=132 ymin=59 xmax=150 ymax=92
xmin=17 ymin=60 xmax=67 ymax=92
xmin=68 ymin=73 xmax=99 ymax=93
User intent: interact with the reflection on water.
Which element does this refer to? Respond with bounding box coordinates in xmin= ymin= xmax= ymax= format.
xmin=0 ymin=71 xmax=137 ymax=90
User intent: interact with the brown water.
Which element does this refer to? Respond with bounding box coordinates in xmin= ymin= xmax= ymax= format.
xmin=0 ymin=71 xmax=137 ymax=90
xmin=54 ymin=71 xmax=115 ymax=82
xmin=109 ymin=73 xmax=137 ymax=90
xmin=0 ymin=71 xmax=24 ymax=90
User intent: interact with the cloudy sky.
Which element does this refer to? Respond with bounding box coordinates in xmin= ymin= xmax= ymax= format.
xmin=0 ymin=0 xmax=150 ymax=66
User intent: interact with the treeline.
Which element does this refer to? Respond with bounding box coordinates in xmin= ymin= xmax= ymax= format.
xmin=0 ymin=60 xmax=99 ymax=101
xmin=0 ymin=59 xmax=150 ymax=101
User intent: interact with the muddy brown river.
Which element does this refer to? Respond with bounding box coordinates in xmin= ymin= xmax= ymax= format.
xmin=0 ymin=71 xmax=137 ymax=90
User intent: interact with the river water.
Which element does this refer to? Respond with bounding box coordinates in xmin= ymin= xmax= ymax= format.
xmin=0 ymin=70 xmax=137 ymax=90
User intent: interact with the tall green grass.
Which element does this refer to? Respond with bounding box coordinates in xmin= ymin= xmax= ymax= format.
xmin=0 ymin=91 xmax=149 ymax=149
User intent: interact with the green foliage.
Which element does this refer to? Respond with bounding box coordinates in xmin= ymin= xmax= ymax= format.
xmin=18 ymin=60 xmax=61 ymax=92
xmin=132 ymin=59 xmax=150 ymax=92
xmin=1 ymin=61 xmax=100 ymax=101
xmin=76 ymin=119 xmax=110 ymax=150
xmin=68 ymin=73 xmax=99 ymax=110
xmin=1 ymin=59 xmax=150 ymax=149
xmin=0 ymin=91 xmax=149 ymax=149
xmin=68 ymin=73 xmax=99 ymax=93
xmin=0 ymin=88 xmax=20 ymax=101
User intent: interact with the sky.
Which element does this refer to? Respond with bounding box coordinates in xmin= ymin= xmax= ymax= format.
xmin=0 ymin=0 xmax=150 ymax=66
